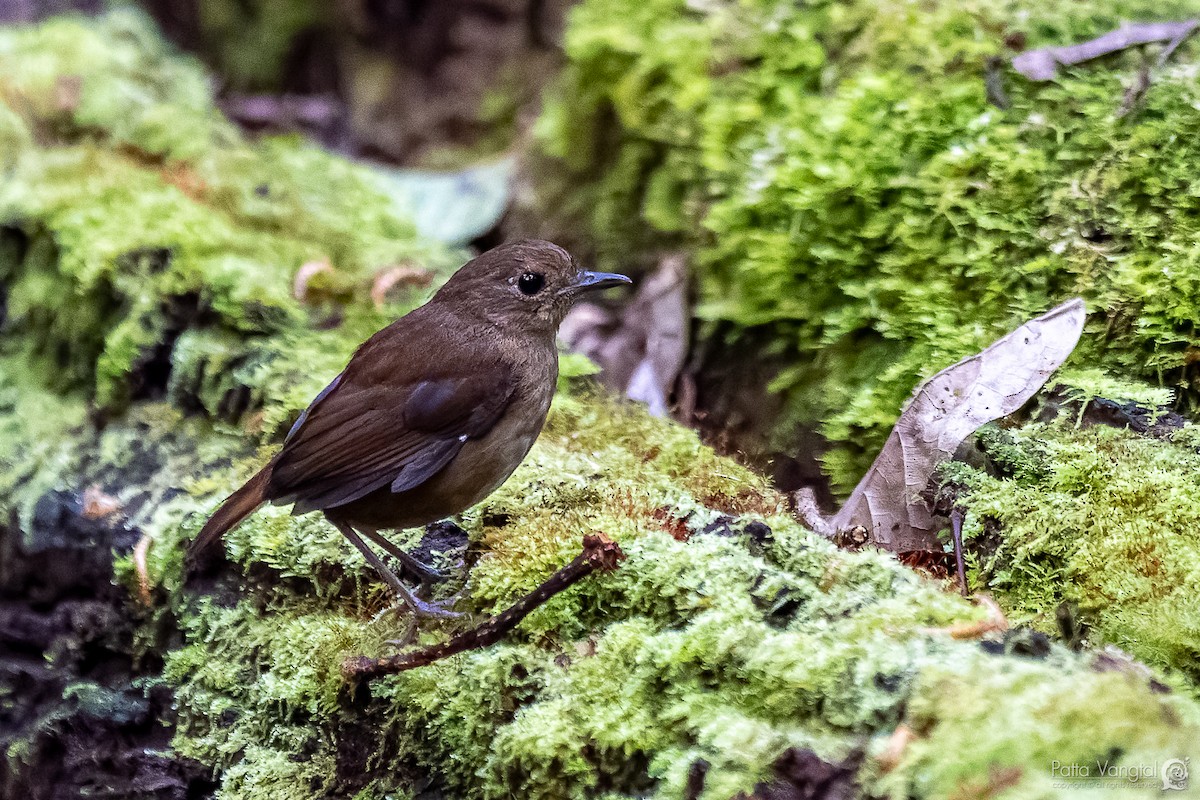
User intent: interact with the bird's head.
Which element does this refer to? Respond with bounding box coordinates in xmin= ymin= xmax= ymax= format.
xmin=434 ymin=239 xmax=631 ymax=335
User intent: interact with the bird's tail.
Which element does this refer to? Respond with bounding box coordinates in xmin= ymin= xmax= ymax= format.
xmin=187 ymin=462 xmax=273 ymax=562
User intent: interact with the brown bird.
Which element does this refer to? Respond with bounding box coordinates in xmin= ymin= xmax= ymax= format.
xmin=188 ymin=240 xmax=630 ymax=617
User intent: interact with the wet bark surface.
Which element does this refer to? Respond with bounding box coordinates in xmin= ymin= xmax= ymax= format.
xmin=0 ymin=492 xmax=215 ymax=799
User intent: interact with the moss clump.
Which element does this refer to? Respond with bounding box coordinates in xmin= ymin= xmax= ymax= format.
xmin=160 ymin=485 xmax=1200 ymax=798
xmin=19 ymin=388 xmax=1194 ymax=799
xmin=877 ymin=656 xmax=1200 ymax=798
xmin=0 ymin=10 xmax=456 ymax=414
xmin=949 ymin=419 xmax=1200 ymax=685
xmin=538 ymin=0 xmax=1200 ymax=491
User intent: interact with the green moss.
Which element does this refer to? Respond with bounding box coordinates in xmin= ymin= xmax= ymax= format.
xmin=538 ymin=0 xmax=1200 ymax=491
xmin=0 ymin=8 xmax=235 ymax=159
xmin=0 ymin=10 xmax=457 ymax=413
xmin=0 ymin=348 xmax=88 ymax=525
xmin=876 ymin=656 xmax=1200 ymax=798
xmin=150 ymin=392 xmax=1200 ymax=798
xmin=1054 ymin=368 xmax=1175 ymax=411
xmin=951 ymin=421 xmax=1200 ymax=683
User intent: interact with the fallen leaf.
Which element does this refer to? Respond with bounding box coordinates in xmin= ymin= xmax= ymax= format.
xmin=370 ymin=157 xmax=514 ymax=246
xmin=82 ymin=485 xmax=122 ymax=519
xmin=898 ymin=549 xmax=954 ymax=581
xmin=561 ymin=254 xmax=687 ymax=417
xmin=829 ymin=298 xmax=1085 ymax=551
xmin=371 ymin=264 xmax=435 ymax=308
xmin=293 ymin=259 xmax=334 ymax=302
xmin=559 ymin=302 xmax=615 ymax=356
xmin=1013 ymin=20 xmax=1198 ymax=81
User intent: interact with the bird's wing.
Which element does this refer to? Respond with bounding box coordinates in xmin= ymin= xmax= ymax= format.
xmin=269 ymin=355 xmax=515 ymax=514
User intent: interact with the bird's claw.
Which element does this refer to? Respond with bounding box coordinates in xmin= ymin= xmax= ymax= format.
xmin=378 ymin=595 xmax=465 ymax=651
xmin=371 ymin=593 xmax=464 ymax=626
xmin=408 ymin=595 xmax=465 ymax=620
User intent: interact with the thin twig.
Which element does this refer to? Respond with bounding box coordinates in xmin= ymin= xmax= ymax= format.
xmin=133 ymin=532 xmax=154 ymax=607
xmin=950 ymin=507 xmax=968 ymax=597
xmin=1012 ymin=20 xmax=1199 ymax=81
xmin=792 ymin=487 xmax=835 ymax=539
xmin=342 ymin=533 xmax=625 ymax=681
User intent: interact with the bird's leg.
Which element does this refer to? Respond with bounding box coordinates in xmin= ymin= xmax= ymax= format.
xmin=356 ymin=527 xmax=449 ymax=588
xmin=330 ymin=520 xmax=463 ymax=620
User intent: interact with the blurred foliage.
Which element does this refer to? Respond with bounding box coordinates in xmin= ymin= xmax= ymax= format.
xmin=132 ymin=0 xmax=559 ymax=164
xmin=0 ymin=10 xmax=456 ymax=415
xmin=188 ymin=0 xmax=325 ymax=90
xmin=537 ymin=0 xmax=1200 ymax=492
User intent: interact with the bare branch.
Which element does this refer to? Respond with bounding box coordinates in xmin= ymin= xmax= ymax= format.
xmin=342 ymin=533 xmax=625 ymax=681
xmin=1013 ymin=20 xmax=1198 ymax=81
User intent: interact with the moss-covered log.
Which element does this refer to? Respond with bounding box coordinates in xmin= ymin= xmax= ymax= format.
xmin=531 ymin=0 xmax=1200 ymax=720
xmin=3 ymin=11 xmax=1200 ymax=800
xmin=535 ymin=0 xmax=1200 ymax=492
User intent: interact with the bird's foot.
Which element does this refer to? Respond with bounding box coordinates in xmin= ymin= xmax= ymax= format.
xmin=334 ymin=521 xmax=463 ymax=621
xmin=371 ymin=592 xmax=464 ymax=627
xmin=406 ymin=594 xmax=464 ymax=620
xmin=378 ymin=595 xmax=465 ymax=650
xmin=358 ymin=529 xmax=453 ymax=586
xmin=407 ymin=562 xmax=451 ymax=590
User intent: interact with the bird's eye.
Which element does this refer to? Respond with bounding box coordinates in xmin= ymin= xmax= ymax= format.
xmin=517 ymin=272 xmax=545 ymax=296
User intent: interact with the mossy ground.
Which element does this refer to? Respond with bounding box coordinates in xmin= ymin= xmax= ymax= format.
xmin=0 ymin=10 xmax=456 ymax=416
xmin=948 ymin=416 xmax=1200 ymax=686
xmin=537 ymin=0 xmax=1200 ymax=492
xmin=3 ymin=10 xmax=1200 ymax=800
xmin=150 ymin=399 xmax=1200 ymax=798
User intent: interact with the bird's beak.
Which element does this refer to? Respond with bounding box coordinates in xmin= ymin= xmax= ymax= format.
xmin=566 ymin=270 xmax=632 ymax=295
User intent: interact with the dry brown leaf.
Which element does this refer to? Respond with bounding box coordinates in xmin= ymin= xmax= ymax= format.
xmin=830 ymin=298 xmax=1085 ymax=551
xmin=623 ymin=255 xmax=688 ymax=416
xmin=559 ymin=303 xmax=615 ymax=359
xmin=371 ymin=264 xmax=434 ymax=309
xmin=1013 ymin=20 xmax=1198 ymax=81
xmin=560 ymin=254 xmax=687 ymax=417
xmin=293 ymin=259 xmax=334 ymax=301
xmin=82 ymin=485 xmax=122 ymax=520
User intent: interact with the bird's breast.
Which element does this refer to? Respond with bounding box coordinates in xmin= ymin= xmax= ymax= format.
xmin=445 ymin=379 xmax=553 ymax=504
